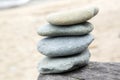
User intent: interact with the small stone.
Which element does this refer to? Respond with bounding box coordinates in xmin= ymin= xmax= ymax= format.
xmin=47 ymin=6 xmax=99 ymax=25
xmin=0 ymin=0 xmax=30 ymax=9
xmin=38 ymin=49 xmax=90 ymax=74
xmin=37 ymin=34 xmax=94 ymax=57
xmin=37 ymin=22 xmax=93 ymax=36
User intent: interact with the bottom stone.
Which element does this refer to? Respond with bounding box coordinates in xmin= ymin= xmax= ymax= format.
xmin=38 ymin=49 xmax=90 ymax=74
xmin=38 ymin=62 xmax=120 ymax=80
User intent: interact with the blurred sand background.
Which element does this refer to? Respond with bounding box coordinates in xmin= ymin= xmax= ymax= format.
xmin=0 ymin=0 xmax=120 ymax=80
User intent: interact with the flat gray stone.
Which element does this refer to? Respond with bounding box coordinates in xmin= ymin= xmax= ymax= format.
xmin=37 ymin=34 xmax=94 ymax=57
xmin=38 ymin=62 xmax=120 ymax=80
xmin=37 ymin=22 xmax=93 ymax=36
xmin=47 ymin=6 xmax=99 ymax=25
xmin=38 ymin=49 xmax=90 ymax=74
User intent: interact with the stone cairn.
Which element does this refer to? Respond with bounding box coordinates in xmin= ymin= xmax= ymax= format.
xmin=37 ymin=6 xmax=99 ymax=74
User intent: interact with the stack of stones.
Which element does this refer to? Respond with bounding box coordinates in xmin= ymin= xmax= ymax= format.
xmin=37 ymin=6 xmax=99 ymax=74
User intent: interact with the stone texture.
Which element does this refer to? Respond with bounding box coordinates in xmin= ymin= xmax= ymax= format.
xmin=37 ymin=22 xmax=93 ymax=36
xmin=38 ymin=62 xmax=120 ymax=80
xmin=37 ymin=34 xmax=94 ymax=57
xmin=38 ymin=49 xmax=90 ymax=74
xmin=47 ymin=6 xmax=99 ymax=25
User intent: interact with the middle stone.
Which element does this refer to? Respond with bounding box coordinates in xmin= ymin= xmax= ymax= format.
xmin=37 ymin=34 xmax=94 ymax=57
xmin=37 ymin=22 xmax=93 ymax=36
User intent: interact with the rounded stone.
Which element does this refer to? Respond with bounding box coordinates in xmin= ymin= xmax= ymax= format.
xmin=47 ymin=6 xmax=99 ymax=25
xmin=38 ymin=49 xmax=90 ymax=74
xmin=37 ymin=34 xmax=94 ymax=57
xmin=37 ymin=22 xmax=93 ymax=36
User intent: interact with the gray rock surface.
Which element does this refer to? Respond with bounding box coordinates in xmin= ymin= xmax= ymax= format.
xmin=38 ymin=49 xmax=90 ymax=74
xmin=38 ymin=62 xmax=120 ymax=80
xmin=37 ymin=22 xmax=93 ymax=36
xmin=47 ymin=6 xmax=99 ymax=25
xmin=37 ymin=34 xmax=94 ymax=57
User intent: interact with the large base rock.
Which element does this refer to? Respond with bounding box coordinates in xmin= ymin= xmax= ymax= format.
xmin=38 ymin=62 xmax=120 ymax=80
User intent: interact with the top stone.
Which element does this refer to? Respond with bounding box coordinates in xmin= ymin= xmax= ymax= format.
xmin=47 ymin=6 xmax=99 ymax=25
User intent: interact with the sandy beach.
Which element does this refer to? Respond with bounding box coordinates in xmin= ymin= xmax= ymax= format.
xmin=1 ymin=0 xmax=120 ymax=80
